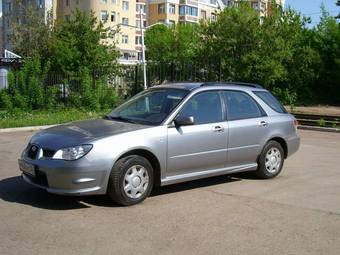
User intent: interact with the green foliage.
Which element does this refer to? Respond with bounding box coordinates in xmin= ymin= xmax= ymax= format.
xmin=0 ymin=108 xmax=110 ymax=129
xmin=311 ymin=8 xmax=340 ymax=104
xmin=145 ymin=23 xmax=199 ymax=63
xmin=10 ymin=6 xmax=53 ymax=59
xmin=51 ymin=9 xmax=120 ymax=76
xmin=145 ymin=3 xmax=339 ymax=105
xmin=317 ymin=118 xmax=326 ymax=127
xmin=1 ymin=9 xmax=122 ymax=113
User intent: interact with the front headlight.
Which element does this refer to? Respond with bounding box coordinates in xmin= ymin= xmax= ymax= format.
xmin=52 ymin=145 xmax=93 ymax=161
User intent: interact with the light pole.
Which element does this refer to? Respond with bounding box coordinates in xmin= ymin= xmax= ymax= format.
xmin=113 ymin=16 xmax=166 ymax=90
xmin=139 ymin=7 xmax=147 ymax=90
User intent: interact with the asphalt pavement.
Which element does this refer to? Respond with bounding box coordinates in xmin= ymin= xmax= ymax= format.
xmin=0 ymin=130 xmax=339 ymax=255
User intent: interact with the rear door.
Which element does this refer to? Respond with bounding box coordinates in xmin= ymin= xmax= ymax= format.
xmin=167 ymin=91 xmax=228 ymax=176
xmin=222 ymin=90 xmax=269 ymax=167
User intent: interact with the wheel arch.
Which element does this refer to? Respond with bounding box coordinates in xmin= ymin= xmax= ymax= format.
xmin=268 ymin=137 xmax=288 ymax=158
xmin=116 ymin=149 xmax=162 ymax=186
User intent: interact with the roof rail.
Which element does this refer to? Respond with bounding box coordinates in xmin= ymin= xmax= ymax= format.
xmin=201 ymin=82 xmax=263 ymax=89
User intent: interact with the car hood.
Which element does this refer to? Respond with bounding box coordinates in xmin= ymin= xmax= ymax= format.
xmin=30 ymin=118 xmax=150 ymax=150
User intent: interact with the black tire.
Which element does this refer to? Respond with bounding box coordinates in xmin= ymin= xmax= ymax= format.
xmin=256 ymin=141 xmax=284 ymax=179
xmin=108 ymin=155 xmax=154 ymax=206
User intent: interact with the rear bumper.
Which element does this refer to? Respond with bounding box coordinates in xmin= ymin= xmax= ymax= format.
xmin=286 ymin=135 xmax=300 ymax=158
xmin=19 ymin=157 xmax=111 ymax=196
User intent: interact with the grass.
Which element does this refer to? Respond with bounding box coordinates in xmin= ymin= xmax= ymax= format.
xmin=0 ymin=108 xmax=111 ymax=129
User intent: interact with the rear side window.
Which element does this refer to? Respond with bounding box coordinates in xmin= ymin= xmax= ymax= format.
xmin=254 ymin=91 xmax=287 ymax=114
xmin=223 ymin=91 xmax=265 ymax=121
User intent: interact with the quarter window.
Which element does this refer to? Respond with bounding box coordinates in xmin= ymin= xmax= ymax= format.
xmin=223 ymin=91 xmax=264 ymax=121
xmin=178 ymin=92 xmax=223 ymax=124
xmin=253 ymin=91 xmax=287 ymax=113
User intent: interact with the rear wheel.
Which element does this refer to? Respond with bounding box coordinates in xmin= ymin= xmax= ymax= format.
xmin=108 ymin=155 xmax=154 ymax=206
xmin=256 ymin=141 xmax=284 ymax=179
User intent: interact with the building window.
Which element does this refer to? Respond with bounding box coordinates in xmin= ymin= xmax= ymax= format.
xmin=211 ymin=13 xmax=216 ymax=22
xmin=169 ymin=4 xmax=175 ymax=14
xmin=122 ymin=35 xmax=128 ymax=44
xmin=135 ymin=36 xmax=142 ymax=45
xmin=169 ymin=20 xmax=175 ymax=27
xmin=137 ymin=52 xmax=142 ymax=60
xmin=76 ymin=0 xmax=79 ymax=4
xmin=65 ymin=0 xmax=69 ymax=7
xmin=122 ymin=17 xmax=129 ymax=25
xmin=180 ymin=6 xmax=197 ymax=16
xmin=200 ymin=10 xmax=206 ymax=19
xmin=158 ymin=4 xmax=166 ymax=14
xmin=101 ymin=0 xmax=107 ymax=3
xmin=101 ymin=11 xmax=108 ymax=21
xmin=6 ymin=2 xmax=12 ymax=13
xmin=64 ymin=15 xmax=70 ymax=21
xmin=136 ymin=4 xmax=146 ymax=13
xmin=112 ymin=0 xmax=116 ymax=4
xmin=122 ymin=1 xmax=129 ymax=11
xmin=111 ymin=12 xmax=116 ymax=22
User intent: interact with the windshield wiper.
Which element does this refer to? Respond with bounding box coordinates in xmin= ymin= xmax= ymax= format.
xmin=104 ymin=115 xmax=138 ymax=124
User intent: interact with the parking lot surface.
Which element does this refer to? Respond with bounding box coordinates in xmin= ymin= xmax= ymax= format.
xmin=0 ymin=130 xmax=339 ymax=255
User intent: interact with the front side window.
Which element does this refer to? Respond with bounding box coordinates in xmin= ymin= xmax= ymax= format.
xmin=110 ymin=89 xmax=189 ymax=125
xmin=178 ymin=91 xmax=223 ymax=125
xmin=223 ymin=91 xmax=264 ymax=121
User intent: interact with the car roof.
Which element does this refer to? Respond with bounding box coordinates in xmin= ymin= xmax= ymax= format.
xmin=152 ymin=82 xmax=266 ymax=92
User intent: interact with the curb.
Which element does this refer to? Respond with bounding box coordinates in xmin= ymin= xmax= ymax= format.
xmin=298 ymin=125 xmax=340 ymax=133
xmin=0 ymin=125 xmax=56 ymax=133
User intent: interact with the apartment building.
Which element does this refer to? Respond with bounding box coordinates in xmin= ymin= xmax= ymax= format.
xmin=148 ymin=0 xmax=284 ymax=26
xmin=1 ymin=0 xmax=55 ymax=54
xmin=56 ymin=0 xmax=147 ymax=63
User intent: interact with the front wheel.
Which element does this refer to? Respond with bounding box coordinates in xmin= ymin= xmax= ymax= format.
xmin=256 ymin=141 xmax=284 ymax=179
xmin=108 ymin=155 xmax=154 ymax=206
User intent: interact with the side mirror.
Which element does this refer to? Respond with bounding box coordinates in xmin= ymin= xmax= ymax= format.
xmin=174 ymin=116 xmax=194 ymax=126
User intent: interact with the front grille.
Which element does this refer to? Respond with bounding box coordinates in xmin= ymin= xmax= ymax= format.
xmin=43 ymin=149 xmax=55 ymax=158
xmin=27 ymin=144 xmax=39 ymax=159
xmin=26 ymin=144 xmax=55 ymax=159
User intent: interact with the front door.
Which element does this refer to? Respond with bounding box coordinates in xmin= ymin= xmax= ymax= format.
xmin=167 ymin=91 xmax=228 ymax=176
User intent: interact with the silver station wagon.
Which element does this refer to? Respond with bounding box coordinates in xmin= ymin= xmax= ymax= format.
xmin=19 ymin=82 xmax=300 ymax=205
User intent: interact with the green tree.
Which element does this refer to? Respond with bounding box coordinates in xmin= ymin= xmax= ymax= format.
xmin=312 ymin=8 xmax=340 ymax=104
xmin=51 ymin=9 xmax=120 ymax=76
xmin=145 ymin=23 xmax=199 ymax=63
xmin=10 ymin=6 xmax=53 ymax=59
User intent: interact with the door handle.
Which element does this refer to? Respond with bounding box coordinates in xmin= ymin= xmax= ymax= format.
xmin=213 ymin=125 xmax=224 ymax=132
xmin=259 ymin=121 xmax=268 ymax=127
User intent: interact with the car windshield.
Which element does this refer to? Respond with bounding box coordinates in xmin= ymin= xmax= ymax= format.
xmin=108 ymin=88 xmax=189 ymax=125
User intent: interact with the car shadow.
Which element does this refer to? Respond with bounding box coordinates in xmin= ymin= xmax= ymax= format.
xmin=0 ymin=173 xmax=251 ymax=210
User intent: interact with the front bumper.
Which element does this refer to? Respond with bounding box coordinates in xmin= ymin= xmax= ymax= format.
xmin=19 ymin=157 xmax=111 ymax=196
